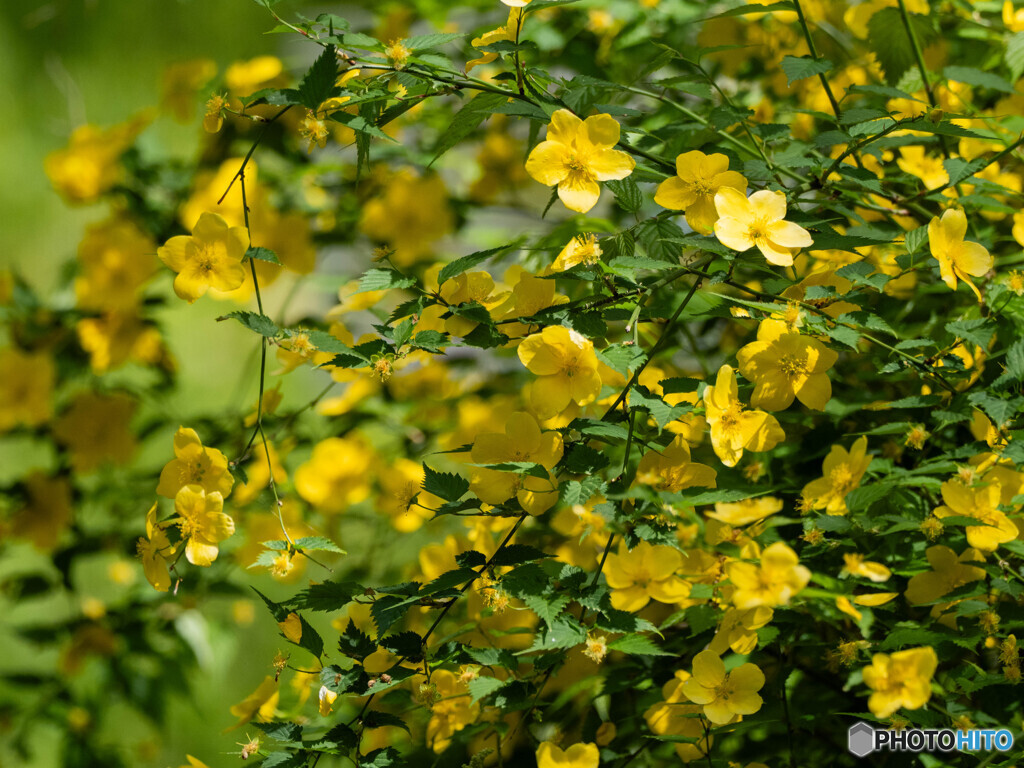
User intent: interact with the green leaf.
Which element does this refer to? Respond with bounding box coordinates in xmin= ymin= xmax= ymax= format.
xmin=596 ymin=344 xmax=647 ymax=376
xmin=826 ymin=325 xmax=861 ymax=349
xmin=1006 ymin=339 xmax=1024 ymax=381
xmin=361 ymin=747 xmax=402 ymax=768
xmin=285 ymin=581 xmax=363 ymax=612
xmin=1007 ymin=32 xmax=1024 ymax=82
xmin=253 ymin=721 xmax=303 ymax=745
xmin=261 ymin=752 xmax=306 ymax=768
xmin=246 ymin=246 xmax=280 ymax=264
xmin=945 ymin=318 xmax=995 ymax=348
xmin=702 ymin=2 xmax=794 ymax=21
xmin=523 ymin=593 xmax=570 ymax=626
xmin=867 ymin=7 xmax=936 ymax=86
xmin=438 ymin=241 xmax=522 ymax=285
xmin=356 ymin=268 xmax=416 ymax=294
xmin=403 ymin=32 xmax=465 ymax=51
xmin=339 ymin=622 xmax=376 ymax=660
xmin=605 ymin=177 xmax=644 ymax=212
xmin=608 ymin=634 xmax=673 ymax=656
xmin=836 ymin=261 xmax=890 ymax=291
xmin=411 ymin=330 xmax=448 ymax=352
xmin=217 ymin=310 xmax=279 ymax=337
xmin=904 ymin=225 xmax=928 ymax=255
xmin=943 ymin=157 xmax=988 ymax=188
xmin=295 ymin=536 xmax=345 ymax=554
xmin=781 ymin=55 xmax=833 ymax=86
xmin=468 ymin=675 xmax=508 ymax=703
xmin=362 ymin=710 xmax=410 ymax=732
xmin=422 ymin=463 xmax=468 ymax=502
xmin=490 ymin=544 xmax=550 ymax=567
xmin=430 ymin=91 xmax=508 ymax=164
xmin=942 ymin=65 xmax=1014 ymax=94
xmin=630 ymin=385 xmax=691 ymax=429
xmin=297 ymin=45 xmax=339 ymax=110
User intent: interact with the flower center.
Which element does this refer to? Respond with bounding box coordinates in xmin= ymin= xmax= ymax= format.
xmin=746 ymin=217 xmax=771 ymax=244
xmin=778 ymin=353 xmax=807 ymax=378
xmin=828 ymin=464 xmax=854 ymax=493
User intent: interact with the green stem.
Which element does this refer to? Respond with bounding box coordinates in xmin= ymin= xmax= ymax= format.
xmin=896 ymin=0 xmax=935 ymax=108
xmin=792 ymin=0 xmax=842 ymax=121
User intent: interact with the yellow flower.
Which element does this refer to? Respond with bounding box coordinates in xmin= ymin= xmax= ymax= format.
xmin=1005 ymin=0 xmax=1024 ymax=31
xmin=702 ymin=364 xmax=785 ymax=468
xmin=425 ymin=669 xmax=480 ymax=752
xmin=655 ymin=151 xmax=748 ymax=233
xmin=378 ymin=458 xmax=444 ymax=532
xmin=800 ymin=436 xmax=871 ymax=515
xmin=681 ymin=650 xmax=765 ymax=725
xmin=736 ymin=318 xmax=838 ymax=411
xmin=278 ymin=613 xmax=302 ymax=644
xmin=469 ymin=411 xmax=563 ymax=515
xmin=905 ymin=544 xmax=986 ymax=606
xmin=518 ymin=325 xmax=602 ymax=419
xmin=727 ymin=541 xmax=811 ymax=609
xmin=318 ymin=685 xmax=338 ymax=716
xmin=75 ymin=217 xmax=156 ymax=310
xmin=535 ymin=742 xmax=599 ymax=768
xmin=550 ymin=234 xmax=603 ymax=272
xmin=298 ymin=110 xmax=330 ymax=152
xmin=76 ymin=310 xmax=166 ymax=373
xmin=928 ymin=208 xmax=993 ymax=302
xmin=156 ymin=426 xmax=234 ymax=500
xmin=644 ymin=671 xmax=712 ymax=762
xmin=44 ymin=114 xmax=149 ymax=204
xmin=203 ymin=94 xmax=226 ymax=133
xmin=294 ymin=436 xmax=374 ymax=514
xmin=713 ymin=188 xmax=812 ymax=266
xmin=525 ymin=109 xmax=635 ymax=213
xmin=708 ymin=606 xmax=774 ymax=656
xmin=635 ymin=435 xmax=717 ymax=492
xmin=52 ymin=391 xmax=138 ymax=474
xmin=227 ymin=676 xmax=279 ymax=731
xmin=707 ymin=496 xmax=783 ymax=526
xmin=9 ymin=471 xmax=72 ymax=551
xmin=502 ymin=0 xmax=532 ymax=5
xmin=0 ymin=347 xmax=55 ymax=432
xmin=898 ymin=146 xmax=948 ymax=191
xmin=467 ymin=9 xmax=523 ymax=72
xmin=862 ymin=646 xmax=938 ymax=718
xmin=172 ymin=485 xmax=235 ymax=566
xmin=225 ymin=56 xmax=285 ymax=98
xmin=136 ymin=503 xmax=174 ymax=592
xmin=359 ymin=169 xmax=454 ymax=267
xmin=604 ymin=540 xmax=690 ymax=611
xmin=932 ymin=478 xmax=1017 ymax=552
xmin=157 ymin=212 xmax=249 ymax=303
xmin=842 ymin=553 xmax=892 ymax=582
xmin=161 ymin=59 xmax=217 ymax=122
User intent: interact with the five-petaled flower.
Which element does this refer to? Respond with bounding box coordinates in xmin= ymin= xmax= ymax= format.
xmin=681 ymin=650 xmax=765 ymax=725
xmin=702 ymin=364 xmax=785 ymax=467
xmin=518 ymin=325 xmax=603 ymax=419
xmin=655 ymin=150 xmax=747 ymax=233
xmin=737 ymin=318 xmax=838 ymax=411
xmin=535 ymin=741 xmax=599 ymax=768
xmin=172 ymin=484 xmax=235 ymax=566
xmin=157 ymin=426 xmax=235 ymax=500
xmin=861 ymin=646 xmax=938 ymax=718
xmin=713 ymin=188 xmax=812 ymax=266
xmin=525 ymin=109 xmax=635 ymax=213
xmin=928 ymin=207 xmax=993 ymax=302
xmin=157 ymin=211 xmax=248 ymax=303
xmin=727 ymin=541 xmax=811 ymax=609
xmin=800 ymin=436 xmax=871 ymax=515
xmin=932 ymin=478 xmax=1017 ymax=552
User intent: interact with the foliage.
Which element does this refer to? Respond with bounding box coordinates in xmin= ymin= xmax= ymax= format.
xmin=5 ymin=1 xmax=1024 ymax=767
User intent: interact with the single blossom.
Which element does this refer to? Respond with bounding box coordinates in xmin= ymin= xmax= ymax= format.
xmin=713 ymin=188 xmax=812 ymax=266
xmin=157 ymin=211 xmax=249 ymax=303
xmin=655 ymin=150 xmax=747 ymax=233
xmin=928 ymin=207 xmax=993 ymax=302
xmin=525 ymin=109 xmax=635 ymax=213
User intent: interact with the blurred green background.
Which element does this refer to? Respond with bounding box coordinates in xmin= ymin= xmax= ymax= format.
xmin=1 ymin=3 xmax=325 ymax=766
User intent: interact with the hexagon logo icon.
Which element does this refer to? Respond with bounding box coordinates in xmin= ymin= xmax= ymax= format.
xmin=848 ymin=721 xmax=875 ymax=757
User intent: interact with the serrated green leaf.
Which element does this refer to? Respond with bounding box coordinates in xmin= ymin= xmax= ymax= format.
xmin=781 ymin=55 xmax=833 ymax=86
xmin=295 ymin=536 xmax=345 ymax=554
xmin=438 ymin=241 xmax=521 ymax=285
xmin=943 ymin=65 xmax=1014 ymax=94
xmin=422 ymin=463 xmax=468 ymax=502
xmin=218 ymin=310 xmax=279 ymax=337
xmin=357 ymin=268 xmax=417 ymax=294
xmin=246 ymin=246 xmax=280 ymax=264
xmin=297 ymin=45 xmax=339 ymax=110
xmin=867 ymin=8 xmax=936 ymax=86
xmin=608 ymin=633 xmax=673 ymax=656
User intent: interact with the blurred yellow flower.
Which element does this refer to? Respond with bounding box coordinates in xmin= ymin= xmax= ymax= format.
xmin=0 ymin=347 xmax=55 ymax=432
xmin=295 ymin=436 xmax=374 ymax=513
xmin=604 ymin=540 xmax=690 ymax=611
xmin=728 ymin=541 xmax=810 ymax=608
xmin=52 ymin=391 xmax=138 ymax=474
xmin=535 ymin=741 xmax=599 ymax=768
xmin=635 ymin=434 xmax=717 ymax=492
xmin=862 ymin=646 xmax=937 ymax=718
